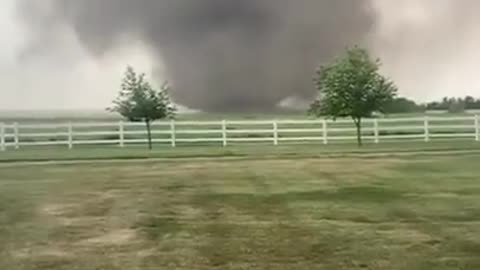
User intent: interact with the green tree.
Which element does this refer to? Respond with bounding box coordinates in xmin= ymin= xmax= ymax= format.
xmin=309 ymin=47 xmax=397 ymax=146
xmin=109 ymin=66 xmax=176 ymax=150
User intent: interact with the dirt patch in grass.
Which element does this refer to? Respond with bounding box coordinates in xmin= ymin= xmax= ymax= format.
xmin=377 ymin=227 xmax=435 ymax=244
xmin=41 ymin=204 xmax=76 ymax=217
xmin=11 ymin=247 xmax=71 ymax=260
xmin=79 ymin=229 xmax=137 ymax=246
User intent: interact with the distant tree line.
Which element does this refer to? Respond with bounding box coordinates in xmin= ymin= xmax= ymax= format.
xmin=383 ymin=97 xmax=425 ymax=114
xmin=383 ymin=96 xmax=480 ymax=114
xmin=425 ymin=96 xmax=480 ymax=112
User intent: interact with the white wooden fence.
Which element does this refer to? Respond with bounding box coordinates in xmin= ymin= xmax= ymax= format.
xmin=0 ymin=116 xmax=479 ymax=150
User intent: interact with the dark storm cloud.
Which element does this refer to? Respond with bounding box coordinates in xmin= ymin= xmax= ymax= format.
xmin=17 ymin=0 xmax=375 ymax=112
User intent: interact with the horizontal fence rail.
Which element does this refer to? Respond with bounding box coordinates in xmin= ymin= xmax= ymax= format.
xmin=0 ymin=116 xmax=479 ymax=150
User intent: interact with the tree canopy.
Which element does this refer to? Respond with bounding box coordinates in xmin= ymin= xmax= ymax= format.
xmin=310 ymin=47 xmax=397 ymax=146
xmin=109 ymin=66 xmax=176 ymax=149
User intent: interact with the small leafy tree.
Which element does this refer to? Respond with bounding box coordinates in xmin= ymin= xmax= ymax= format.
xmin=310 ymin=47 xmax=397 ymax=146
xmin=109 ymin=66 xmax=176 ymax=150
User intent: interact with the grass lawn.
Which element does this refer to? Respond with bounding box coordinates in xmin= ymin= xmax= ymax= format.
xmin=1 ymin=154 xmax=480 ymax=269
xmin=2 ymin=140 xmax=480 ymax=163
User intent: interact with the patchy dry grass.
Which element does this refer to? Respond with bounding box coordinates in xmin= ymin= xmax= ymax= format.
xmin=1 ymin=155 xmax=480 ymax=269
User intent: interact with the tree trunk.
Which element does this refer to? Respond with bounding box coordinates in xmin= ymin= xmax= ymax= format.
xmin=145 ymin=120 xmax=153 ymax=150
xmin=354 ymin=118 xmax=363 ymax=147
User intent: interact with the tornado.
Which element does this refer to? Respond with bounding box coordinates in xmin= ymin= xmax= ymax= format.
xmin=17 ymin=0 xmax=375 ymax=112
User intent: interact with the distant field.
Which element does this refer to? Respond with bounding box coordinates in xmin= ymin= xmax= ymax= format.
xmin=1 ymin=154 xmax=480 ymax=269
xmin=0 ymin=110 xmax=478 ymax=123
xmin=0 ymin=110 xmax=307 ymax=123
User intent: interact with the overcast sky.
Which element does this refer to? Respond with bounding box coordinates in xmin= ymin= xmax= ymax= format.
xmin=1 ymin=0 xmax=480 ymax=110
xmin=0 ymin=0 xmax=157 ymax=110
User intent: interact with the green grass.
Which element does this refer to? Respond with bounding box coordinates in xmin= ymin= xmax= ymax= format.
xmin=2 ymin=154 xmax=480 ymax=269
xmin=1 ymin=140 xmax=480 ymax=163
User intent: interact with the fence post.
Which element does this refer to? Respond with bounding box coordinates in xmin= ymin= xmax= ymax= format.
xmin=170 ymin=120 xmax=176 ymax=147
xmin=67 ymin=122 xmax=73 ymax=149
xmin=13 ymin=122 xmax=19 ymax=149
xmin=0 ymin=122 xmax=5 ymax=151
xmin=323 ymin=120 xmax=328 ymax=145
xmin=273 ymin=121 xmax=279 ymax=146
xmin=424 ymin=116 xmax=430 ymax=142
xmin=119 ymin=121 xmax=125 ymax=147
xmin=475 ymin=115 xmax=479 ymax=142
xmin=222 ymin=120 xmax=228 ymax=147
xmin=374 ymin=119 xmax=379 ymax=144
